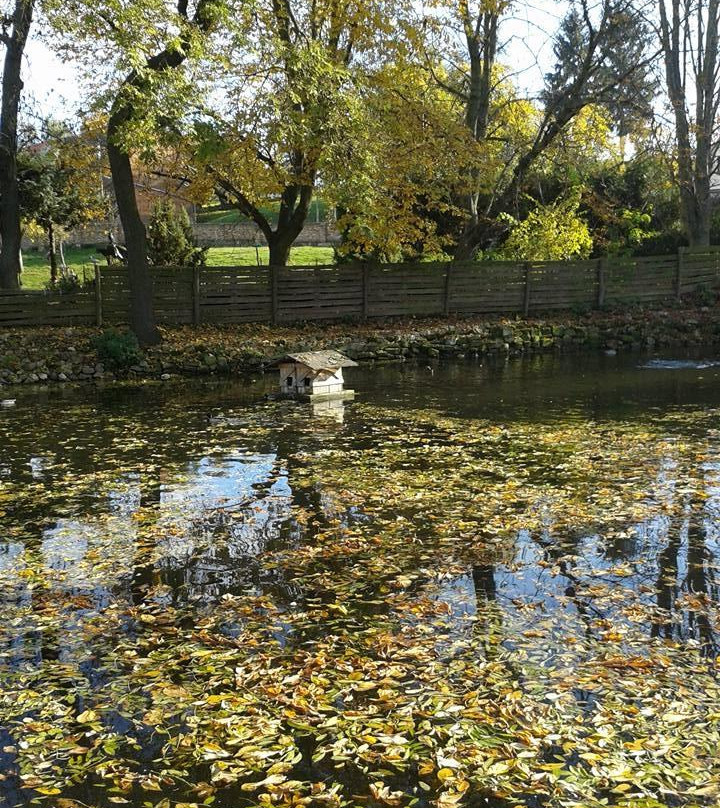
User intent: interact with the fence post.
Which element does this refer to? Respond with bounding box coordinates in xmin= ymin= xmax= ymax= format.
xmin=676 ymin=247 xmax=685 ymax=300
xmin=362 ymin=263 xmax=370 ymax=320
xmin=523 ymin=262 xmax=531 ymax=316
xmin=443 ymin=262 xmax=452 ymax=315
xmin=597 ymin=257 xmax=606 ymax=308
xmin=192 ymin=265 xmax=201 ymax=325
xmin=270 ymin=265 xmax=279 ymax=325
xmin=93 ymin=262 xmax=103 ymax=327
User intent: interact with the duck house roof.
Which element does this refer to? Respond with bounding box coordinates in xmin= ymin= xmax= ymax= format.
xmin=276 ymin=351 xmax=358 ymax=371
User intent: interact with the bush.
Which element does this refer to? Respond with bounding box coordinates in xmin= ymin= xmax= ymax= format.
xmin=694 ymin=283 xmax=717 ymax=307
xmin=93 ymin=329 xmax=143 ymax=370
xmin=634 ymin=226 xmax=686 ymax=256
xmin=147 ymin=199 xmax=207 ymax=267
xmin=494 ymin=190 xmax=593 ymax=261
xmin=44 ymin=272 xmax=92 ymax=294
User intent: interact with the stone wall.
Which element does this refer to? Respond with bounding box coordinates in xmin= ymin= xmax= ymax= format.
xmin=22 ymin=224 xmax=120 ymax=250
xmin=192 ymin=221 xmax=340 ymax=247
xmin=2 ymin=308 xmax=720 ymax=387
xmin=22 ymin=220 xmax=341 ymax=251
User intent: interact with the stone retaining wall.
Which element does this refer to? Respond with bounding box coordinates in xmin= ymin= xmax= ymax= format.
xmin=191 ymin=221 xmax=340 ymax=247
xmin=1 ymin=307 xmax=718 ymax=388
xmin=22 ymin=220 xmax=340 ymax=250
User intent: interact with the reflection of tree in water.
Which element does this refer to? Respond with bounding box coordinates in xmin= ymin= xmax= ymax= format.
xmin=651 ymin=514 xmax=683 ymax=643
xmin=531 ymin=528 xmax=607 ymax=641
xmin=686 ymin=515 xmax=716 ymax=656
xmin=130 ymin=476 xmax=162 ymax=606
xmin=21 ymin=540 xmax=60 ymax=666
xmin=471 ymin=563 xmax=504 ymax=659
xmin=652 ymin=504 xmax=718 ymax=657
xmin=0 ymin=416 xmax=329 ymax=667
xmin=127 ymin=462 xmax=301 ymax=608
xmin=603 ymin=528 xmax=640 ymax=562
xmin=125 ymin=415 xmax=344 ymax=612
xmin=0 ymin=725 xmax=23 ymax=808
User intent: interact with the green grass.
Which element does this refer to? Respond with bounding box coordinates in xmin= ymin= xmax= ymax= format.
xmin=20 ymin=245 xmax=337 ymax=290
xmin=21 ymin=248 xmax=98 ymax=290
xmin=205 ymin=246 xmax=335 ymax=267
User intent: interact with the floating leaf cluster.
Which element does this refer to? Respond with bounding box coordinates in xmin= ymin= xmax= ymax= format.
xmin=1 ymin=385 xmax=720 ymax=808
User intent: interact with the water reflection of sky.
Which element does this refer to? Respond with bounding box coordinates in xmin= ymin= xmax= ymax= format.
xmin=0 ymin=448 xmax=300 ymax=669
xmin=0 ymin=542 xmax=23 ymax=573
xmin=4 ymin=356 xmax=720 ymax=665
xmin=437 ymin=452 xmax=720 ymax=658
xmin=6 ymin=358 xmax=720 ymax=808
xmin=1 ymin=450 xmax=296 ymax=621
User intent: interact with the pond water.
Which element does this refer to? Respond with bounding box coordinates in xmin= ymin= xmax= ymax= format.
xmin=1 ymin=354 xmax=720 ymax=808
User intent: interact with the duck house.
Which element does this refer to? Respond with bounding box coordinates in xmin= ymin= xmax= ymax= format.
xmin=276 ymin=351 xmax=357 ymax=402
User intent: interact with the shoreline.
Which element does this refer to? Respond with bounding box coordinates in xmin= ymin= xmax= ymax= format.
xmin=1 ymin=305 xmax=720 ymax=389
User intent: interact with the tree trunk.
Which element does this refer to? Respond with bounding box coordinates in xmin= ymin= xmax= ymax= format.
xmin=48 ymin=223 xmax=57 ymax=285
xmin=269 ymin=182 xmax=314 ymax=265
xmin=686 ymin=202 xmax=711 ymax=247
xmin=453 ymin=229 xmax=484 ymax=261
xmin=452 ymin=215 xmax=510 ymax=261
xmin=446 ymin=8 xmax=497 ymax=262
xmin=0 ymin=194 xmax=22 ymax=287
xmin=0 ymin=0 xmax=34 ymax=290
xmin=103 ymin=0 xmax=216 ymax=344
xmin=659 ymin=0 xmax=719 ymax=249
xmin=235 ymin=200 xmax=311 ymax=267
xmin=229 ymin=181 xmax=314 ymax=267
xmin=107 ymin=114 xmax=160 ymax=344
xmin=268 ymin=236 xmax=293 ymax=266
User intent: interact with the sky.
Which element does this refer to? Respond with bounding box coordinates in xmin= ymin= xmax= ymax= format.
xmin=23 ymin=36 xmax=78 ymax=118
xmin=502 ymin=0 xmax=565 ymax=94
xmin=19 ymin=0 xmax=564 ymax=120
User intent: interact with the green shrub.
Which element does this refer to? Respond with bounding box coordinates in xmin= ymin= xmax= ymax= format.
xmin=44 ymin=272 xmax=92 ymax=294
xmin=695 ymin=283 xmax=717 ymax=306
xmin=147 ymin=199 xmax=207 ymax=267
xmin=494 ymin=190 xmax=593 ymax=261
xmin=93 ymin=329 xmax=142 ymax=370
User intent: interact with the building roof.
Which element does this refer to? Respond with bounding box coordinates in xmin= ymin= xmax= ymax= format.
xmin=277 ymin=351 xmax=358 ymax=371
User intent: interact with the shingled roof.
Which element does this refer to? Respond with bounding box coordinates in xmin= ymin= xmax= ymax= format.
xmin=277 ymin=351 xmax=358 ymax=372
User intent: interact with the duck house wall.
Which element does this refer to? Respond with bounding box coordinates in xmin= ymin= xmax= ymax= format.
xmin=279 ymin=363 xmax=345 ymax=395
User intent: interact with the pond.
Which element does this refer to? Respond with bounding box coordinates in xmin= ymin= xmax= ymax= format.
xmin=1 ymin=354 xmax=720 ymax=808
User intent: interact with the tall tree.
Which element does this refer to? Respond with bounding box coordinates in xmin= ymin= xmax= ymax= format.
xmin=550 ymin=5 xmax=656 ymax=147
xmin=106 ymin=0 xmax=220 ymax=344
xmin=326 ymin=60 xmax=479 ymax=261
xmin=49 ymin=0 xmax=224 ymax=343
xmin=420 ymin=0 xmax=655 ymax=259
xmin=0 ymin=0 xmax=34 ymax=290
xmin=19 ymin=128 xmax=106 ymax=284
xmin=658 ymin=0 xmax=720 ymax=246
xmin=184 ymin=0 xmax=392 ymax=266
xmin=451 ymin=0 xmax=505 ymax=260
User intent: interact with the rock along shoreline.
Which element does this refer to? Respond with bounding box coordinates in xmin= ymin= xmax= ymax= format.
xmin=2 ymin=305 xmax=720 ymax=388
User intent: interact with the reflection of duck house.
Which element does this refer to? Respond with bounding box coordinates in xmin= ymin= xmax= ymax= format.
xmin=277 ymin=351 xmax=357 ymax=402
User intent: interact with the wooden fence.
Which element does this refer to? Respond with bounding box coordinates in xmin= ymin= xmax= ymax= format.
xmin=2 ymin=247 xmax=720 ymax=328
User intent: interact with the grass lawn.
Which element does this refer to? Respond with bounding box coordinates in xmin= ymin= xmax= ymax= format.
xmin=20 ymin=245 xmax=337 ymax=290
xmin=205 ymin=246 xmax=335 ymax=266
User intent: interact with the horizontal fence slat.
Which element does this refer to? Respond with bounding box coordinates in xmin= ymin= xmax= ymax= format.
xmin=1 ymin=252 xmax=719 ymax=328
